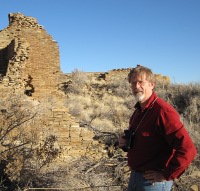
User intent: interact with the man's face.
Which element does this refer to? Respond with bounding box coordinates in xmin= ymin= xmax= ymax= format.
xmin=130 ymin=74 xmax=155 ymax=103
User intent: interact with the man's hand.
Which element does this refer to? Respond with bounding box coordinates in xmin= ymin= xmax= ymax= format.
xmin=143 ymin=171 xmax=166 ymax=184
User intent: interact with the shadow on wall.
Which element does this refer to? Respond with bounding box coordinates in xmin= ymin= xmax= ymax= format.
xmin=24 ymin=75 xmax=35 ymax=96
xmin=0 ymin=46 xmax=9 ymax=77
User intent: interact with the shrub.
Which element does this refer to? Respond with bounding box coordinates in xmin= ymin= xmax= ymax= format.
xmin=0 ymin=94 xmax=61 ymax=190
xmin=64 ymin=69 xmax=89 ymax=94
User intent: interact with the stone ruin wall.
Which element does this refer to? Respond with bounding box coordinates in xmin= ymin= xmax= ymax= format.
xmin=48 ymin=107 xmax=107 ymax=161
xmin=0 ymin=13 xmax=107 ymax=162
xmin=0 ymin=13 xmax=64 ymax=98
xmin=106 ymin=68 xmax=170 ymax=84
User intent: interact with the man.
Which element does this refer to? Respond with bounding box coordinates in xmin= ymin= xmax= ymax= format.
xmin=119 ymin=65 xmax=197 ymax=191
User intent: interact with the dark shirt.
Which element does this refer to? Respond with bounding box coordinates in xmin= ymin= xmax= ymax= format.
xmin=127 ymin=92 xmax=197 ymax=180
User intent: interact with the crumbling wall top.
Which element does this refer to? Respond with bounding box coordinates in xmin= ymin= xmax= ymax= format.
xmin=8 ymin=13 xmax=44 ymax=29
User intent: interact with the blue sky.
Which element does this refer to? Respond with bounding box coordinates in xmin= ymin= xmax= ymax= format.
xmin=0 ymin=0 xmax=200 ymax=84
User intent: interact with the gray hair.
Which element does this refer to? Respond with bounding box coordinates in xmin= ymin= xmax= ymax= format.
xmin=128 ymin=65 xmax=155 ymax=83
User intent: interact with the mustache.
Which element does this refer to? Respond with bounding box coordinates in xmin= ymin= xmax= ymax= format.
xmin=134 ymin=90 xmax=143 ymax=94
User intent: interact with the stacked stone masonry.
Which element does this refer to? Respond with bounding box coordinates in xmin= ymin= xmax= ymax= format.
xmin=48 ymin=107 xmax=106 ymax=161
xmin=0 ymin=13 xmax=63 ymax=97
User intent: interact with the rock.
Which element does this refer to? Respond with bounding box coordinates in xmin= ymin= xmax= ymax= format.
xmin=190 ymin=184 xmax=198 ymax=191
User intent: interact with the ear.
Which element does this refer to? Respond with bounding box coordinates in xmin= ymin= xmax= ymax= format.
xmin=149 ymin=82 xmax=155 ymax=90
